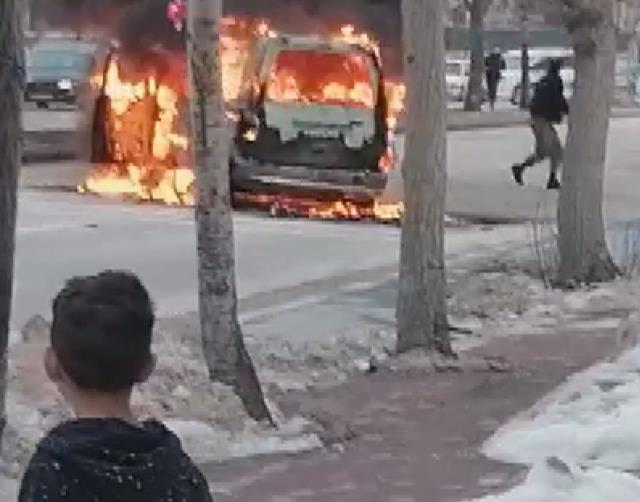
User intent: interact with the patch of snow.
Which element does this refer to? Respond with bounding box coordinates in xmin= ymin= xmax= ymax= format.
xmin=472 ymin=331 xmax=640 ymax=501
xmin=474 ymin=458 xmax=640 ymax=502
xmin=483 ymin=344 xmax=640 ymax=470
xmin=248 ymin=329 xmax=395 ymax=391
xmin=0 ymin=326 xmax=324 ymax=480
xmin=165 ymin=416 xmax=322 ymax=464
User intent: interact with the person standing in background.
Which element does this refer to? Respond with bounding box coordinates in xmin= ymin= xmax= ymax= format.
xmin=485 ymin=47 xmax=506 ymax=110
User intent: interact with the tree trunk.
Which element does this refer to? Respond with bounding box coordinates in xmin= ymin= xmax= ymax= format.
xmin=464 ymin=0 xmax=487 ymax=112
xmin=187 ymin=0 xmax=272 ymax=423
xmin=519 ymin=0 xmax=531 ymax=110
xmin=0 ymin=0 xmax=23 ymax=440
xmin=558 ymin=1 xmax=619 ymax=285
xmin=520 ymin=43 xmax=530 ymax=109
xmin=397 ymin=0 xmax=452 ymax=356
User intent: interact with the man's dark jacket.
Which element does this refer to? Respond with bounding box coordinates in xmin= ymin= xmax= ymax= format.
xmin=530 ymin=72 xmax=569 ymax=124
xmin=19 ymin=418 xmax=214 ymax=502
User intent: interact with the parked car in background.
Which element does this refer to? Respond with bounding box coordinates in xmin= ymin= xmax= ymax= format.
xmin=25 ymin=39 xmax=96 ymax=108
xmin=445 ymin=59 xmax=470 ymax=101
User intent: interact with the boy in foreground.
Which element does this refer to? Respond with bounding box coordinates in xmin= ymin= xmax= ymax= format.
xmin=19 ymin=271 xmax=213 ymax=502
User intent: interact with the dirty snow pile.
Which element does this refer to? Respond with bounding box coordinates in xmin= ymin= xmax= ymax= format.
xmin=0 ymin=318 xmax=322 ymax=494
xmin=447 ymin=257 xmax=636 ymax=345
xmin=247 ymin=328 xmax=395 ymax=391
xmin=473 ymin=333 xmax=640 ymax=502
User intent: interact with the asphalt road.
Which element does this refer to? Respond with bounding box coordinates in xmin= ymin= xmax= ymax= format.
xmin=12 ymin=191 xmax=391 ymax=330
xmin=383 ymin=117 xmax=640 ymax=222
xmin=13 ymin=190 xmax=532 ymax=333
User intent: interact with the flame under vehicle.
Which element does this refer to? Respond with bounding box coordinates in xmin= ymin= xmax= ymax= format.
xmin=230 ymin=34 xmax=390 ymax=201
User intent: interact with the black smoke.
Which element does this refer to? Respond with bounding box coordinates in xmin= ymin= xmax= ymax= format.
xmin=229 ymin=0 xmax=401 ymax=73
xmin=43 ymin=0 xmax=402 ymax=73
xmin=42 ymin=0 xmax=183 ymax=52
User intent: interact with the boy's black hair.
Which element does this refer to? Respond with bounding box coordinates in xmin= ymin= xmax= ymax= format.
xmin=51 ymin=271 xmax=155 ymax=392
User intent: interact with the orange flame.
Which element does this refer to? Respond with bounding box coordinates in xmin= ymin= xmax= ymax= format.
xmin=266 ymin=49 xmax=376 ymax=108
xmin=234 ymin=193 xmax=403 ymax=222
xmin=80 ymin=17 xmax=404 ymax=221
xmin=80 ymin=55 xmax=193 ymax=205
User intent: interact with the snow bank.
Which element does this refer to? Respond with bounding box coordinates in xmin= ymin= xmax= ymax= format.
xmin=0 ymin=321 xmax=325 ymax=484
xmin=476 ymin=458 xmax=640 ymax=502
xmin=472 ymin=331 xmax=640 ymax=501
xmin=248 ymin=329 xmax=395 ymax=391
xmin=483 ymin=345 xmax=640 ymax=470
xmin=165 ymin=417 xmax=321 ymax=464
xmin=446 ymin=260 xmax=635 ymax=347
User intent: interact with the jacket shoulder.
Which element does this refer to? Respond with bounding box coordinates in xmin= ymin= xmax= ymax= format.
xmin=19 ymin=448 xmax=64 ymax=502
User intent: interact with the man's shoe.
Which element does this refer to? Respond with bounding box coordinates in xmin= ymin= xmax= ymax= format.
xmin=512 ymin=164 xmax=524 ymax=186
xmin=547 ymin=177 xmax=561 ymax=190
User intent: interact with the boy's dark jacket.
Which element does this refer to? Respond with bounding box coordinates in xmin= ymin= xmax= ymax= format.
xmin=530 ymin=72 xmax=569 ymax=124
xmin=19 ymin=418 xmax=214 ymax=502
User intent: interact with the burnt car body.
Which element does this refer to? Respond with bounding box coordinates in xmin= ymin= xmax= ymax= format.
xmin=231 ymin=35 xmax=389 ymax=200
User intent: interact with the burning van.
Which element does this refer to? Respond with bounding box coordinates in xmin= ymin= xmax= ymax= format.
xmin=231 ymin=34 xmax=390 ymax=200
xmin=78 ymin=24 xmax=400 ymax=217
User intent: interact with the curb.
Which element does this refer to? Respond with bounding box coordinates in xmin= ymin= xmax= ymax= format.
xmin=395 ymin=107 xmax=640 ymax=134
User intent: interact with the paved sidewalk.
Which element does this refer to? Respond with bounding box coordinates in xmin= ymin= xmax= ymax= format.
xmin=206 ymin=325 xmax=619 ymax=502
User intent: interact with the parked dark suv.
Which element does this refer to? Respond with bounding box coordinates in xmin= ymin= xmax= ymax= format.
xmin=25 ymin=40 xmax=96 ymax=108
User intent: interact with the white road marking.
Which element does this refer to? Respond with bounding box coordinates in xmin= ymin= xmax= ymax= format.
xmin=241 ymin=273 xmax=396 ymax=325
xmin=17 ymin=223 xmax=87 ymax=235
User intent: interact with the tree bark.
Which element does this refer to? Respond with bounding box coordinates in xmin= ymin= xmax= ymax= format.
xmin=0 ymin=0 xmax=23 ymax=440
xmin=519 ymin=1 xmax=531 ymax=109
xmin=464 ymin=0 xmax=489 ymax=112
xmin=520 ymin=43 xmax=530 ymax=108
xmin=187 ymin=0 xmax=272 ymax=423
xmin=558 ymin=0 xmax=619 ymax=285
xmin=397 ymin=0 xmax=452 ymax=356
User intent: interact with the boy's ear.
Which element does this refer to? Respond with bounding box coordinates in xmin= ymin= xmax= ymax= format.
xmin=44 ymin=347 xmax=64 ymax=384
xmin=136 ymin=353 xmax=156 ymax=384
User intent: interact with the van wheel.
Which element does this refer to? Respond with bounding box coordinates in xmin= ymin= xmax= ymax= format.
xmin=36 ymin=102 xmax=49 ymax=110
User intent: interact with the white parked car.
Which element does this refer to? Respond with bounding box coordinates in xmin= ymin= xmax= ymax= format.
xmin=445 ymin=59 xmax=470 ymax=101
xmin=445 ymin=59 xmax=488 ymax=102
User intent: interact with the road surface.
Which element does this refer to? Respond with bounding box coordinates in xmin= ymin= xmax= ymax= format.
xmin=13 ymin=190 xmax=531 ymax=333
xmin=384 ymin=117 xmax=640 ymax=222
